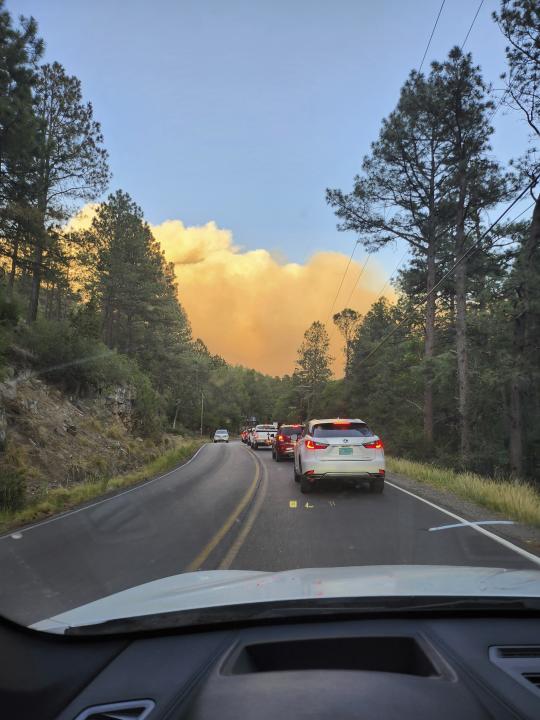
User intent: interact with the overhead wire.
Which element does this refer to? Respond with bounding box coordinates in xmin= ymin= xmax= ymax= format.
xmin=373 ymin=249 xmax=409 ymax=300
xmin=419 ymin=0 xmax=446 ymax=72
xmin=326 ymin=240 xmax=358 ymax=322
xmin=460 ymin=0 xmax=484 ymax=51
xmin=343 ymin=254 xmax=371 ymax=308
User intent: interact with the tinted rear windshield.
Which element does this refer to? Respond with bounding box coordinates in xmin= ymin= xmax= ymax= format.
xmin=280 ymin=426 xmax=303 ymax=437
xmin=312 ymin=423 xmax=373 ymax=438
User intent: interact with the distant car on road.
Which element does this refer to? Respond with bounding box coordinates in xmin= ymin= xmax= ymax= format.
xmin=250 ymin=424 xmax=277 ymax=450
xmin=294 ymin=418 xmax=385 ymax=494
xmin=241 ymin=428 xmax=251 ymax=444
xmin=213 ymin=428 xmax=229 ymax=443
xmin=272 ymin=424 xmax=303 ymax=461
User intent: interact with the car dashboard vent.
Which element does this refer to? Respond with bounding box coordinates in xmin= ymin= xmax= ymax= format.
xmin=74 ymin=700 xmax=155 ymax=720
xmin=523 ymin=673 xmax=540 ymax=689
xmin=490 ymin=646 xmax=540 ymax=698
xmin=497 ymin=646 xmax=540 ymax=659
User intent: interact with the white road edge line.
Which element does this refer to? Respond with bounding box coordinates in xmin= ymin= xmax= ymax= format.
xmin=0 ymin=444 xmax=208 ymax=540
xmin=386 ymin=480 xmax=540 ymax=567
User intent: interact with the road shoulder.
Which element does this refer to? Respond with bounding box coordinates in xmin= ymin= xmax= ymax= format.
xmin=387 ymin=470 xmax=540 ymax=555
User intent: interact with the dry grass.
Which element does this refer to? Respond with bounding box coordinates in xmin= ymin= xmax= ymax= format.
xmin=0 ymin=440 xmax=205 ymax=533
xmin=387 ymin=457 xmax=540 ymax=528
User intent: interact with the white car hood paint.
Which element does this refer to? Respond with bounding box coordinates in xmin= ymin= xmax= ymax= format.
xmin=32 ymin=565 xmax=540 ymax=633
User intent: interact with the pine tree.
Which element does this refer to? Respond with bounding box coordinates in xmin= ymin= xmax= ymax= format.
xmin=327 ymin=70 xmax=452 ymax=444
xmin=294 ymin=321 xmax=333 ymax=418
xmin=28 ymin=62 xmax=109 ymax=321
xmin=0 ymin=1 xmax=43 ymax=297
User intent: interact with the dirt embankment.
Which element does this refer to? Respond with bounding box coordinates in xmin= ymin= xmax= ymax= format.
xmin=0 ymin=369 xmax=173 ymax=502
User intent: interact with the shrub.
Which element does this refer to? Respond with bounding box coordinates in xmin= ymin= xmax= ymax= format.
xmin=0 ymin=467 xmax=26 ymax=511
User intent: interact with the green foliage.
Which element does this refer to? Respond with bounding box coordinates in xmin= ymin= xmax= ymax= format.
xmin=388 ymin=456 xmax=540 ymax=528
xmin=0 ymin=467 xmax=26 ymax=511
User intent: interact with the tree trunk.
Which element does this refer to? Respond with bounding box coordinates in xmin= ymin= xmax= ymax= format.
xmin=454 ymin=171 xmax=470 ymax=466
xmin=28 ymin=240 xmax=43 ymax=322
xmin=509 ymin=375 xmax=523 ymax=478
xmin=455 ymin=237 xmax=470 ymax=465
xmin=509 ymin=196 xmax=540 ymax=477
xmin=423 ymin=239 xmax=436 ymax=444
xmin=7 ymin=235 xmax=19 ymax=300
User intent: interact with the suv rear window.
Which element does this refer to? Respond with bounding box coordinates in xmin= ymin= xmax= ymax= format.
xmin=312 ymin=422 xmax=373 ymax=438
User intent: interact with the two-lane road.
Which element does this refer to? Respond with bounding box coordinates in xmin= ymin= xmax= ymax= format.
xmin=0 ymin=441 xmax=538 ymax=626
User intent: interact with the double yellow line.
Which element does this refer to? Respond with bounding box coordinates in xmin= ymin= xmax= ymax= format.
xmin=185 ymin=449 xmax=267 ymax=572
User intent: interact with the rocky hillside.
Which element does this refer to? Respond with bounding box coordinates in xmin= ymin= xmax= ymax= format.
xmin=0 ymin=366 xmax=177 ymax=508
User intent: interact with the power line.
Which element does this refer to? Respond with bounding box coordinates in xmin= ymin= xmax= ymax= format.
xmin=374 ymin=249 xmax=408 ymax=299
xmin=419 ymin=0 xmax=446 ymax=72
xmin=343 ymin=254 xmax=371 ymax=307
xmin=356 ymin=178 xmax=538 ymax=367
xmin=461 ymin=0 xmax=484 ymax=51
xmin=327 ymin=240 xmax=358 ymax=322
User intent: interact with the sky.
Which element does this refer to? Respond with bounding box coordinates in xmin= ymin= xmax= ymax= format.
xmin=9 ymin=0 xmax=532 ymax=374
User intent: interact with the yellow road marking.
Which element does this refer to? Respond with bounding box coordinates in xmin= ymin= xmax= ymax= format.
xmin=185 ymin=454 xmax=260 ymax=572
xmin=219 ymin=457 xmax=268 ymax=570
xmin=289 ymin=500 xmax=297 ymax=508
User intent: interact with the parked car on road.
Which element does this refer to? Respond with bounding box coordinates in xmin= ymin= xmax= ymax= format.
xmin=294 ymin=418 xmax=385 ymax=494
xmin=213 ymin=428 xmax=229 ymax=443
xmin=250 ymin=424 xmax=277 ymax=450
xmin=272 ymin=424 xmax=303 ymax=461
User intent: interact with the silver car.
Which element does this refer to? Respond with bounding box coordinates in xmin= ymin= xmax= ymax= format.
xmin=213 ymin=428 xmax=229 ymax=443
xmin=294 ymin=418 xmax=385 ymax=494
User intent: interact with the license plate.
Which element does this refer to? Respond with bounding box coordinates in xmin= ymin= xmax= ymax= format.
xmin=339 ymin=447 xmax=353 ymax=456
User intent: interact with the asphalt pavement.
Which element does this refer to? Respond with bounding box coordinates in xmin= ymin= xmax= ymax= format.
xmin=0 ymin=441 xmax=538 ymax=626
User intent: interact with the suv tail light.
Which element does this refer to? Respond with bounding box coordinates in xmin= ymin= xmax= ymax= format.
xmin=305 ymin=439 xmax=329 ymax=450
xmin=277 ymin=434 xmax=284 ymax=442
xmin=363 ymin=439 xmax=384 ymax=450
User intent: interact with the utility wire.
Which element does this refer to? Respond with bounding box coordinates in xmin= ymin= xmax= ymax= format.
xmin=419 ymin=0 xmax=446 ymax=72
xmin=344 ymin=254 xmax=371 ymax=307
xmin=461 ymin=0 xmax=484 ymax=51
xmin=356 ymin=178 xmax=538 ymax=366
xmin=374 ymin=249 xmax=408 ymax=299
xmin=327 ymin=240 xmax=358 ymax=322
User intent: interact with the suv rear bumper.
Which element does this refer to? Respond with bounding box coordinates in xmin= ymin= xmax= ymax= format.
xmin=306 ymin=471 xmax=384 ymax=480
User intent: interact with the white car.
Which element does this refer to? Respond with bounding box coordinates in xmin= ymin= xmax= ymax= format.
xmin=213 ymin=428 xmax=229 ymax=443
xmin=294 ymin=418 xmax=385 ymax=494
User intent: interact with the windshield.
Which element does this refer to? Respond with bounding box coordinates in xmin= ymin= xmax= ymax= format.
xmin=1 ymin=0 xmax=540 ymax=634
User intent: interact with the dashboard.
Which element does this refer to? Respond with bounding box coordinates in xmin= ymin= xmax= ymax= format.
xmin=2 ymin=614 xmax=540 ymax=719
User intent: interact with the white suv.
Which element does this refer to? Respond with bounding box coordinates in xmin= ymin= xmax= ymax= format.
xmin=213 ymin=428 xmax=229 ymax=443
xmin=294 ymin=418 xmax=385 ymax=494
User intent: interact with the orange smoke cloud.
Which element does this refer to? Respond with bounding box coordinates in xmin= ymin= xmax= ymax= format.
xmin=152 ymin=219 xmax=391 ymax=376
xmin=67 ymin=206 xmax=392 ymax=376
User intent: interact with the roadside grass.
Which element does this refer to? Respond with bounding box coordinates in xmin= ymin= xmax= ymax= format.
xmin=0 ymin=439 xmax=206 ymax=533
xmin=387 ymin=456 xmax=540 ymax=528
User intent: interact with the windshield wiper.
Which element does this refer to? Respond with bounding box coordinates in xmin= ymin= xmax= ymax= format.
xmin=65 ymin=595 xmax=540 ymax=636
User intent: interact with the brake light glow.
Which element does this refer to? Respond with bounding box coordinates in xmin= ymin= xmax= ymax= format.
xmin=305 ymin=439 xmax=329 ymax=450
xmin=277 ymin=434 xmax=284 ymax=442
xmin=332 ymin=420 xmax=351 ymax=425
xmin=363 ymin=439 xmax=384 ymax=449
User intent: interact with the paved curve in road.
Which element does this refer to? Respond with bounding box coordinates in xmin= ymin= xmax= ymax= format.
xmin=0 ymin=441 xmax=538 ymax=626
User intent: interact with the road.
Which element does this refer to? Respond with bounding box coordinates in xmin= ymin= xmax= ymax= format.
xmin=0 ymin=441 xmax=538 ymax=626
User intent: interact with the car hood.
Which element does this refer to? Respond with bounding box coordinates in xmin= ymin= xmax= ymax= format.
xmin=32 ymin=564 xmax=540 ymax=633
